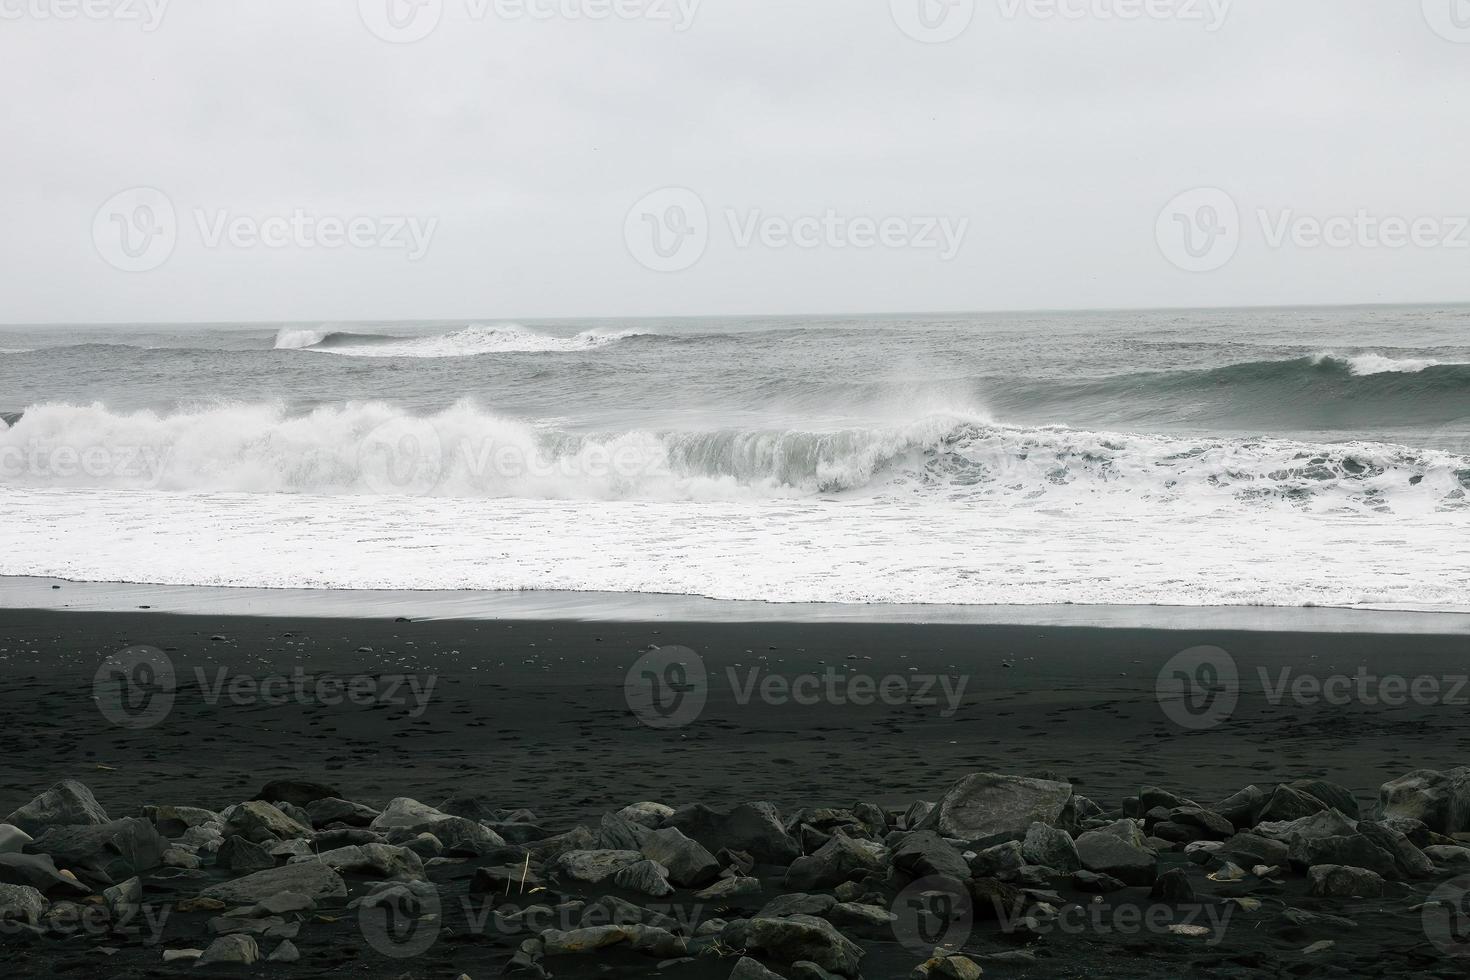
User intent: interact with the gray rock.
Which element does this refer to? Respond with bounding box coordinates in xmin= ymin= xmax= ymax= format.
xmin=1255 ymin=785 xmax=1327 ymax=824
xmin=640 ymin=827 xmax=721 ymax=887
xmin=1072 ymin=869 xmax=1126 ymax=893
xmin=196 ymin=934 xmax=260 ymax=966
xmin=919 ymin=773 xmax=1073 ymax=843
xmin=1256 ymin=808 xmax=1357 ymax=844
xmin=1378 ymin=768 xmax=1470 ymax=834
xmin=617 ymin=802 xmax=675 ymax=828
xmin=216 ymin=836 xmax=277 ymax=872
xmin=25 ymin=817 xmax=167 ymax=885
xmin=142 ymin=805 xmax=220 ymax=838
xmin=827 ymin=901 xmax=896 ymax=939
xmin=612 ymin=859 xmax=674 ymax=897
xmin=539 ymin=923 xmax=686 ymax=958
xmin=1424 ymin=844 xmax=1470 ymax=868
xmin=1168 ymin=807 xmax=1234 ymax=840
xmin=294 ymin=843 xmax=424 ymax=879
xmin=1219 ymin=833 xmax=1290 ymax=869
xmin=409 ymin=816 xmax=504 ymax=855
xmin=4 ymin=780 xmax=109 ymax=836
xmin=102 ymin=876 xmax=141 ymax=920
xmin=1022 ymin=822 xmax=1081 ymax=872
xmin=578 ymin=894 xmax=680 ymax=933
xmin=968 ymin=840 xmax=1024 ymax=878
xmin=1288 ymin=779 xmax=1359 ymax=819
xmin=305 ymin=798 xmax=380 ymax=829
xmin=891 ymin=831 xmax=971 ymax=880
xmin=1075 ymin=830 xmax=1157 ymax=885
xmin=1357 ymin=821 xmax=1434 ymax=879
xmin=729 ymin=956 xmax=785 ymax=980
xmin=268 ymin=939 xmax=300 ymax=962
xmin=200 ymin=861 xmax=348 ymax=904
xmin=741 ymin=915 xmax=864 ymax=977
xmin=0 ymin=852 xmax=90 ymax=896
xmin=1213 ymin=785 xmax=1267 ymax=827
xmin=665 ymin=802 xmax=801 ymax=865
xmin=221 ymin=801 xmax=312 ymax=844
xmin=368 ymin=798 xmax=453 ymax=832
xmin=784 ymin=834 xmax=886 ymax=891
xmin=1292 ymin=834 xmax=1400 ymax=880
xmin=0 ymin=825 xmax=32 ymax=855
xmin=256 ymin=780 xmax=341 ymax=809
xmin=553 ymin=849 xmax=644 ymax=884
xmin=1307 ymin=864 xmax=1384 ymax=898
xmin=696 ymin=876 xmax=761 ymax=901
xmin=599 ymin=812 xmax=652 ymax=851
xmin=0 ymin=882 xmax=47 ymax=924
xmin=758 ymin=892 xmax=837 ymax=918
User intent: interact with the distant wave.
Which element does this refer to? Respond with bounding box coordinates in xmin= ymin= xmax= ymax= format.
xmin=1 ymin=400 xmax=1464 ymax=513
xmin=1313 ymin=352 xmax=1470 ymax=376
xmin=274 ymin=323 xmax=649 ymax=357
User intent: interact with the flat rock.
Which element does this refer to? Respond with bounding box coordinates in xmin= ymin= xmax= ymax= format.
xmin=200 ymin=861 xmax=348 ymax=904
xmin=1307 ymin=864 xmax=1384 ymax=898
xmin=4 ymin=780 xmax=109 ymax=836
xmin=759 ymin=892 xmax=837 ymax=918
xmin=696 ymin=875 xmax=761 ymax=901
xmin=540 ymin=923 xmax=686 ymax=958
xmin=553 ymin=849 xmax=644 ymax=884
xmin=919 ymin=773 xmax=1073 ymax=843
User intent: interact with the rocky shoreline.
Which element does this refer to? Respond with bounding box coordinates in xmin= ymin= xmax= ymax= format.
xmin=3 ymin=769 xmax=1469 ymax=978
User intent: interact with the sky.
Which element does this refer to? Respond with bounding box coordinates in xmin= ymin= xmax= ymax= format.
xmin=3 ymin=0 xmax=1469 ymax=323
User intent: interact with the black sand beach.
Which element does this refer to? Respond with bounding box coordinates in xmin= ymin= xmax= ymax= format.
xmin=3 ymin=605 xmax=1469 ymax=977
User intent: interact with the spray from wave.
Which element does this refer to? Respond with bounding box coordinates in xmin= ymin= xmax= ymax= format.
xmin=273 ymin=323 xmax=647 ymax=357
xmin=1312 ymin=352 xmax=1470 ymax=376
xmin=1 ymin=400 xmax=1465 ymax=512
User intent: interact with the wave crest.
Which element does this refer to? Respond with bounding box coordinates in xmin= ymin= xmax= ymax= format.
xmin=273 ymin=323 xmax=648 ymax=357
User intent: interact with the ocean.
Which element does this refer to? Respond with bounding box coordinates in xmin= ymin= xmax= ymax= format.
xmin=1 ymin=306 xmax=1467 ymax=608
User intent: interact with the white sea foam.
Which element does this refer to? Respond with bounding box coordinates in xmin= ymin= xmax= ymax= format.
xmin=274 ymin=323 xmax=645 ymax=357
xmin=1314 ymin=351 xmax=1469 ymax=375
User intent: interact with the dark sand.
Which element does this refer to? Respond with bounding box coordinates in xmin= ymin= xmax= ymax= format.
xmin=2 ymin=607 xmax=1468 ymax=977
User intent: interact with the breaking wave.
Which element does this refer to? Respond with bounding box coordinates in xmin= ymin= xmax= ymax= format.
xmin=273 ymin=324 xmax=648 ymax=357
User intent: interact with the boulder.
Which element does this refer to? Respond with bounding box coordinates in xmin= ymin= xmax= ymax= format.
xmin=0 ymin=882 xmax=47 ymax=924
xmin=665 ymin=802 xmax=801 ymax=865
xmin=196 ymin=934 xmax=261 ymax=966
xmin=294 ymin=843 xmax=423 ymax=879
xmin=25 ymin=818 xmax=167 ymax=885
xmin=968 ymin=840 xmax=1024 ymax=878
xmin=1255 ymin=785 xmax=1326 ymax=824
xmin=784 ymin=834 xmax=886 ymax=890
xmin=1213 ymin=785 xmax=1267 ymax=828
xmin=552 ymin=849 xmax=645 ymax=885
xmin=0 ymin=852 xmax=91 ymax=896
xmin=408 ymin=816 xmax=504 ymax=855
xmin=1307 ymin=864 xmax=1384 ymax=898
xmin=368 ymin=798 xmax=453 ymax=832
xmin=1288 ymin=779 xmax=1360 ymax=819
xmin=305 ymin=798 xmax=380 ymax=829
xmin=640 ymin=827 xmax=721 ymax=887
xmin=142 ymin=805 xmax=219 ymax=838
xmin=1074 ymin=830 xmax=1157 ymax=886
xmin=696 ymin=876 xmax=762 ymax=901
xmin=740 ymin=915 xmax=864 ymax=977
xmin=1292 ymin=834 xmax=1399 ymax=880
xmin=612 ymin=859 xmax=674 ymax=897
xmin=599 ymin=812 xmax=651 ymax=851
xmin=1072 ymin=869 xmax=1126 ymax=893
xmin=1219 ymin=833 xmax=1290 ymax=869
xmin=1021 ymin=823 xmax=1081 ymax=872
xmin=919 ymin=773 xmax=1073 ymax=843
xmin=3 ymin=780 xmax=109 ymax=835
xmin=216 ymin=836 xmax=277 ymax=872
xmin=617 ymin=802 xmax=675 ymax=828
xmin=540 ymin=923 xmax=685 ymax=958
xmin=891 ymin=831 xmax=971 ymax=881
xmin=827 ymin=901 xmax=896 ymax=939
xmin=578 ymin=894 xmax=681 ymax=933
xmin=222 ymin=801 xmax=312 ymax=844
xmin=200 ymin=861 xmax=348 ymax=904
xmin=1378 ymin=768 xmax=1470 ymax=834
xmin=758 ymin=893 xmax=837 ymax=918
xmin=1357 ymin=821 xmax=1434 ymax=879
xmin=0 ymin=825 xmax=32 ymax=855
xmin=1167 ymin=807 xmax=1234 ymax=841
xmin=730 ymin=958 xmax=785 ymax=980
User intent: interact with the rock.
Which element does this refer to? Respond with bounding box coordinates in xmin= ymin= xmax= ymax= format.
xmin=1185 ymin=841 xmax=1222 ymax=865
xmin=142 ymin=805 xmax=220 ymax=838
xmin=553 ymin=849 xmax=645 ymax=884
xmin=1022 ymin=822 xmax=1081 ymax=872
xmin=759 ymin=893 xmax=837 ymax=918
xmin=256 ymin=780 xmax=341 ymax=809
xmin=4 ymin=780 xmax=109 ymax=836
xmin=617 ymin=802 xmax=675 ymax=828
xmin=1357 ymin=821 xmax=1434 ymax=878
xmin=1150 ymin=868 xmax=1196 ymax=902
xmin=216 ymin=836 xmax=277 ymax=872
xmin=1378 ymin=768 xmax=1470 ymax=834
xmin=599 ymin=813 xmax=652 ymax=851
xmin=0 ymin=852 xmax=90 ymax=896
xmin=696 ymin=876 xmax=761 ymax=901
xmin=305 ymin=798 xmax=380 ymax=829
xmin=784 ymin=834 xmax=886 ymax=891
xmin=891 ymin=831 xmax=971 ymax=881
xmin=919 ymin=773 xmax=1073 ymax=843
xmin=268 ymin=939 xmax=300 ymax=962
xmin=827 ymin=901 xmax=897 ymax=939
xmin=0 ymin=882 xmax=47 ymax=924
xmin=222 ymin=801 xmax=312 ymax=844
xmin=912 ymin=954 xmax=985 ymax=979
xmin=1256 ymin=808 xmax=1358 ymax=844
xmin=969 ymin=840 xmax=1024 ymax=878
xmin=1072 ymin=869 xmax=1126 ymax=893
xmin=613 ymin=859 xmax=674 ymax=897
xmin=1255 ymin=785 xmax=1327 ymax=824
xmin=368 ymin=798 xmax=453 ymax=832
xmin=741 ymin=915 xmax=864 ymax=977
xmin=200 ymin=861 xmax=348 ymax=904
xmin=314 ymin=828 xmax=386 ymax=850
xmin=1302 ymin=939 xmax=1335 ymax=955
xmin=1424 ymin=844 xmax=1470 ymax=868
xmin=1282 ymin=907 xmax=1357 ymax=929
xmin=1075 ymin=830 xmax=1157 ymax=885
xmin=196 ymin=934 xmax=260 ymax=966
xmin=1219 ymin=833 xmax=1290 ymax=869
xmin=0 ymin=825 xmax=32 ymax=855
xmin=409 ymin=816 xmax=504 ymax=855
xmin=1168 ymin=807 xmax=1234 ymax=840
xmin=25 ymin=818 xmax=167 ymax=885
xmin=1213 ymin=785 xmax=1267 ymax=827
xmin=968 ymin=876 xmax=1026 ymax=922
xmin=1307 ymin=864 xmax=1384 ymax=898
xmin=102 ymin=876 xmax=141 ymax=920
xmin=730 ymin=957 xmax=785 ymax=979
xmin=578 ymin=895 xmax=680 ymax=933
xmin=640 ymin=827 xmax=721 ymax=887
xmin=1288 ymin=779 xmax=1360 ymax=819
xmin=540 ymin=923 xmax=686 ymax=958
xmin=665 ymin=802 xmax=801 ymax=865
xmin=161 ymin=949 xmax=202 ymax=963
xmin=295 ymin=843 xmax=423 ymax=879
xmin=1293 ymin=834 xmax=1400 ymax=880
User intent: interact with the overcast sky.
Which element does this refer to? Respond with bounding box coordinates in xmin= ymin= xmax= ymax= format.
xmin=3 ymin=0 xmax=1469 ymax=323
